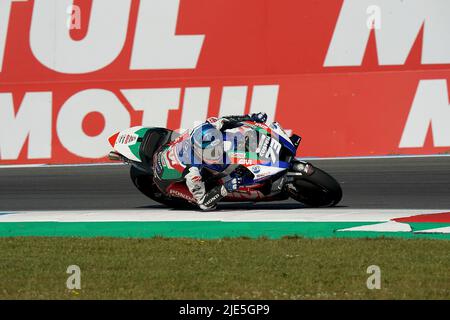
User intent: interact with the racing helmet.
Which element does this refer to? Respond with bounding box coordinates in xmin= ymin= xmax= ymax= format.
xmin=191 ymin=123 xmax=223 ymax=165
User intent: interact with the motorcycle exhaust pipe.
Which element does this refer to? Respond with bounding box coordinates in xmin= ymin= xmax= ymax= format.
xmin=108 ymin=151 xmax=122 ymax=161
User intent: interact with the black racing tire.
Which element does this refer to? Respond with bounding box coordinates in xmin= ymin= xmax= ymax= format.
xmin=288 ymin=166 xmax=342 ymax=207
xmin=129 ymin=166 xmax=193 ymax=209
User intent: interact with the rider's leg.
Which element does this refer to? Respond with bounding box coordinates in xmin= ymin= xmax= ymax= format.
xmin=185 ymin=167 xmax=206 ymax=202
xmin=185 ymin=166 xmax=244 ymax=211
xmin=186 ymin=167 xmax=229 ymax=211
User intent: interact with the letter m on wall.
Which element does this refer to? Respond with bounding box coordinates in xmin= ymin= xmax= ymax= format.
xmin=324 ymin=0 xmax=450 ymax=66
xmin=400 ymin=80 xmax=450 ymax=148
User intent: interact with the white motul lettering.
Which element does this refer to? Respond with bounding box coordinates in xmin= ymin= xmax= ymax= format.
xmin=130 ymin=0 xmax=205 ymax=70
xmin=0 ymin=92 xmax=52 ymax=160
xmin=325 ymin=0 xmax=450 ymax=66
xmin=180 ymin=87 xmax=210 ymax=130
xmin=218 ymin=86 xmax=248 ymax=117
xmin=125 ymin=85 xmax=279 ymax=132
xmin=0 ymin=0 xmax=13 ymax=72
xmin=57 ymin=89 xmax=130 ymax=158
xmin=216 ymin=85 xmax=279 ymax=121
xmin=249 ymin=85 xmax=279 ymax=123
xmin=121 ymin=88 xmax=180 ymax=127
xmin=399 ymin=80 xmax=450 ymax=148
xmin=30 ymin=0 xmax=131 ymax=74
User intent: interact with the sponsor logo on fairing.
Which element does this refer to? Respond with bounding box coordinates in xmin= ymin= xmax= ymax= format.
xmin=228 ymin=152 xmax=245 ymax=159
xmin=118 ymin=134 xmax=137 ymax=145
xmin=251 ymin=166 xmax=261 ymax=174
xmin=237 ymin=159 xmax=256 ymax=165
xmin=168 ymin=189 xmax=195 ymax=202
xmin=256 ymin=135 xmax=281 ymax=163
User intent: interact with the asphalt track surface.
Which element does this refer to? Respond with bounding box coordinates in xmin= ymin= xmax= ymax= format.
xmin=0 ymin=157 xmax=449 ymax=211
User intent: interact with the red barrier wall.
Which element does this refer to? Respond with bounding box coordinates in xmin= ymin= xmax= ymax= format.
xmin=1 ymin=0 xmax=449 ymax=164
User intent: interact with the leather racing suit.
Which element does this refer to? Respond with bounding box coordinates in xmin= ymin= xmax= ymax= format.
xmin=153 ymin=113 xmax=267 ymax=210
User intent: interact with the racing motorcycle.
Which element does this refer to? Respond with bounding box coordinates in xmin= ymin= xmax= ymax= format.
xmin=108 ymin=121 xmax=342 ymax=208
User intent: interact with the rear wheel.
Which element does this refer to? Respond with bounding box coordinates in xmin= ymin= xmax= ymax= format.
xmin=130 ymin=166 xmax=192 ymax=208
xmin=288 ymin=165 xmax=342 ymax=207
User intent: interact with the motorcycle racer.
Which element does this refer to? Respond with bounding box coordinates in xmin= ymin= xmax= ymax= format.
xmin=153 ymin=112 xmax=268 ymax=211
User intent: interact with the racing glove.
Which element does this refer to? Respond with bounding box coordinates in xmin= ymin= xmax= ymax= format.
xmin=250 ymin=112 xmax=268 ymax=123
xmin=196 ymin=176 xmax=243 ymax=211
xmin=224 ymin=176 xmax=243 ymax=192
xmin=222 ymin=112 xmax=267 ymax=124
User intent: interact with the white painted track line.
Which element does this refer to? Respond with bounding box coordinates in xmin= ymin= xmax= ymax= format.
xmin=0 ymin=209 xmax=448 ymax=223
xmin=414 ymin=226 xmax=450 ymax=234
xmin=337 ymin=221 xmax=412 ymax=232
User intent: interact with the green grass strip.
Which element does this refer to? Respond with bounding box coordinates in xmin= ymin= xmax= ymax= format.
xmin=0 ymin=237 xmax=449 ymax=299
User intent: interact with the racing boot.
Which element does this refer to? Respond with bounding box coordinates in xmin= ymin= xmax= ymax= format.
xmin=197 ymin=177 xmax=242 ymax=211
xmin=198 ymin=185 xmax=228 ymax=211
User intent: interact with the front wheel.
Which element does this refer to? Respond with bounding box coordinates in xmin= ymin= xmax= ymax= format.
xmin=287 ymin=165 xmax=342 ymax=207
